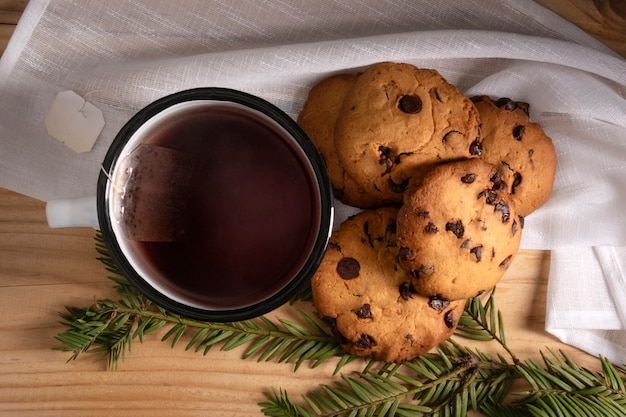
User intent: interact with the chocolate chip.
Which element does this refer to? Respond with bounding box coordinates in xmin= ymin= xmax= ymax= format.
xmin=470 ymin=245 xmax=483 ymax=262
xmin=511 ymin=172 xmax=522 ymax=194
xmin=481 ymin=189 xmax=500 ymax=205
xmin=488 ymin=192 xmax=502 ymax=205
xmin=394 ymin=152 xmax=412 ymax=165
xmin=337 ymin=257 xmax=360 ymax=280
xmin=494 ymin=200 xmax=510 ymax=222
xmin=444 ymin=310 xmax=456 ymax=329
xmin=460 ymin=239 xmax=470 ymax=249
xmin=417 ymin=211 xmax=430 ymax=219
xmin=388 ymin=177 xmax=409 ymax=193
xmin=445 ymin=219 xmax=464 ymax=238
xmin=399 ymin=282 xmax=416 ymax=300
xmin=428 ymin=295 xmax=450 ymax=311
xmin=513 ymin=125 xmax=525 ymax=141
xmin=355 ymin=304 xmax=372 ymax=319
xmin=398 ymin=246 xmax=414 ymax=261
xmin=399 ymin=94 xmax=422 ymax=114
xmin=490 ymin=171 xmax=506 ymax=191
xmin=379 ymin=158 xmax=393 ymax=174
xmin=512 ymin=220 xmax=518 ymax=237
xmin=421 ymin=264 xmax=436 ymax=276
xmin=461 ymin=173 xmax=476 ymax=184
xmin=412 ymin=264 xmax=435 ymax=278
xmin=494 ymin=97 xmax=517 ymax=111
xmin=378 ymin=146 xmax=393 ymax=174
xmin=329 ymin=241 xmax=341 ymax=252
xmin=424 ymin=222 xmax=439 ymax=234
xmin=518 ymin=215 xmax=525 ymax=229
xmin=378 ymin=145 xmax=390 ymax=156
xmin=354 ymin=334 xmax=376 ymax=349
xmin=499 ymin=255 xmax=513 ymax=269
xmin=469 ymin=139 xmax=483 ymax=156
xmin=528 ymin=149 xmax=534 ymax=158
xmin=517 ymin=101 xmax=530 ymax=116
xmin=405 ymin=334 xmax=414 ymax=341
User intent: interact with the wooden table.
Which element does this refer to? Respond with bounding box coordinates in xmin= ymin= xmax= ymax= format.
xmin=1 ymin=1 xmax=625 ymax=415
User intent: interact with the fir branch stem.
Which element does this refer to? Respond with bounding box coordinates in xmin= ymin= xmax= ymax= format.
xmin=457 ymin=290 xmax=519 ymax=364
xmin=54 ymin=296 xmax=352 ymax=371
xmin=262 ymin=344 xmax=522 ymax=417
xmin=56 ymin=234 xmax=626 ymax=416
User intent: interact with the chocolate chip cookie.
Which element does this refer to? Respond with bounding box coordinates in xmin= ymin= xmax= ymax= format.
xmin=311 ymin=206 xmax=464 ymax=362
xmin=334 ymin=62 xmax=483 ymax=203
xmin=397 ymin=159 xmax=522 ymax=301
xmin=297 ymin=74 xmax=389 ymax=208
xmin=471 ymin=95 xmax=557 ymax=216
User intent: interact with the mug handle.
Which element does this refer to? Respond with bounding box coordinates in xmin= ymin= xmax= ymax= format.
xmin=46 ymin=196 xmax=99 ymax=229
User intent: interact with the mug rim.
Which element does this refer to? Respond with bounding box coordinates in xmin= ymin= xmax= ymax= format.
xmin=97 ymin=87 xmax=333 ymax=322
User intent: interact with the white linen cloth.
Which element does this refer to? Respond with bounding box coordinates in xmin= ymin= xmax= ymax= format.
xmin=1 ymin=0 xmax=625 ymax=363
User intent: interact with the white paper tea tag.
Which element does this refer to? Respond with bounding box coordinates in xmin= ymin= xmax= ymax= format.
xmin=44 ymin=90 xmax=105 ymax=153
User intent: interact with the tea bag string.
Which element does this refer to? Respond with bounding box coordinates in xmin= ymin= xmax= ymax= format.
xmin=81 ymin=88 xmax=133 ymax=194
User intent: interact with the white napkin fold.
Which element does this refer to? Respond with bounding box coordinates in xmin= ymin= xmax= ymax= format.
xmin=547 ymin=247 xmax=626 ymax=364
xmin=1 ymin=0 xmax=625 ymax=363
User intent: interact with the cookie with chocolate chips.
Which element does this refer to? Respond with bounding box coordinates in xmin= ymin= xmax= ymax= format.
xmin=397 ymin=159 xmax=523 ymax=301
xmin=311 ymin=206 xmax=464 ymax=362
xmin=471 ymin=95 xmax=557 ymax=216
xmin=297 ymin=74 xmax=391 ymax=208
xmin=334 ymin=62 xmax=482 ymax=203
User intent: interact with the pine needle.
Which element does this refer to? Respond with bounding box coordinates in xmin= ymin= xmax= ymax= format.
xmin=53 ymin=233 xmax=626 ymax=416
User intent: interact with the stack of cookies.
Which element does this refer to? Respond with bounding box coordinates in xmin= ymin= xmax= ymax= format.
xmin=298 ymin=62 xmax=556 ymax=363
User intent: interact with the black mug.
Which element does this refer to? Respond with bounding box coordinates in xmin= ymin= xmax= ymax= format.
xmin=47 ymin=88 xmax=334 ymax=322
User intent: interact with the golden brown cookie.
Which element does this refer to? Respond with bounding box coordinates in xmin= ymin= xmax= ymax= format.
xmin=471 ymin=95 xmax=557 ymax=216
xmin=311 ymin=207 xmax=464 ymax=363
xmin=334 ymin=62 xmax=483 ymax=203
xmin=298 ymin=74 xmax=390 ymax=208
xmin=397 ymin=159 xmax=522 ymax=301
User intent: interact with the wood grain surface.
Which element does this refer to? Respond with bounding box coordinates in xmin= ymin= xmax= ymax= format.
xmin=534 ymin=0 xmax=626 ymax=57
xmin=1 ymin=1 xmax=625 ymax=416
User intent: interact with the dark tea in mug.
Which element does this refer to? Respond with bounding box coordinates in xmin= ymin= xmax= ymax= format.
xmin=99 ymin=89 xmax=333 ymax=321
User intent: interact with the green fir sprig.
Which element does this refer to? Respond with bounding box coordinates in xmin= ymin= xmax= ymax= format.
xmin=260 ymin=297 xmax=626 ymax=417
xmin=261 ymin=333 xmax=626 ymax=417
xmin=261 ymin=341 xmax=518 ymax=417
xmin=54 ymin=235 xmax=357 ymax=372
xmin=53 ymin=234 xmax=626 ymax=416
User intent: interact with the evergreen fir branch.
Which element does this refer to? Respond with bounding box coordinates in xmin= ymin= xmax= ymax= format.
xmin=260 ymin=342 xmax=517 ymax=417
xmin=509 ymin=350 xmax=626 ymax=417
xmin=454 ymin=289 xmax=517 ymax=363
xmin=56 ymin=233 xmax=626 ymax=417
xmin=260 ymin=344 xmax=626 ymax=417
xmin=262 ymin=388 xmax=312 ymax=417
xmin=55 ymin=235 xmax=360 ymax=371
xmin=260 ymin=294 xmax=626 ymax=417
xmin=54 ymin=295 xmax=359 ymax=372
